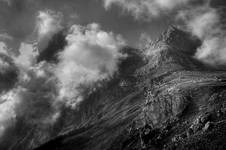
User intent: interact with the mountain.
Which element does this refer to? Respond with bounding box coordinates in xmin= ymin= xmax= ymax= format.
xmin=32 ymin=27 xmax=226 ymax=150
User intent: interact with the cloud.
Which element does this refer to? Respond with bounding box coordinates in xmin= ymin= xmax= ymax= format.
xmin=0 ymin=23 xmax=126 ymax=147
xmin=15 ymin=62 xmax=60 ymax=125
xmin=0 ymin=90 xmax=19 ymax=137
xmin=108 ymin=0 xmax=226 ymax=66
xmin=0 ymin=3 xmax=66 ymax=128
xmin=0 ymin=61 xmax=61 ymax=145
xmin=55 ymin=23 xmax=125 ymax=108
xmin=0 ymin=42 xmax=7 ymax=54
xmin=13 ymin=43 xmax=38 ymax=67
xmin=103 ymin=0 xmax=192 ymax=20
xmin=0 ymin=0 xmax=36 ymax=55
xmin=0 ymin=53 xmax=18 ymax=93
xmin=0 ymin=8 xmax=64 ymax=66
xmin=34 ymin=10 xmax=63 ymax=52
xmin=36 ymin=30 xmax=67 ymax=63
xmin=0 ymin=0 xmax=78 ymax=57
xmin=178 ymin=5 xmax=226 ymax=66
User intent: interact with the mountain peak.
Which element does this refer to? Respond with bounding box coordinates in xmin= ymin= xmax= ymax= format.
xmin=155 ymin=26 xmax=202 ymax=56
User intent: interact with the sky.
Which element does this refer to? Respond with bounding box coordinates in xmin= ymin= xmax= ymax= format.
xmin=0 ymin=0 xmax=172 ymax=52
xmin=0 ymin=0 xmax=226 ymax=149
xmin=0 ymin=0 xmax=225 ymax=52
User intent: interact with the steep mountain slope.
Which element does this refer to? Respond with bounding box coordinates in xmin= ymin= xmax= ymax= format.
xmin=35 ymin=27 xmax=226 ymax=150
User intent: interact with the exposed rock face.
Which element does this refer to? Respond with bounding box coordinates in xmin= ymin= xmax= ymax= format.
xmin=158 ymin=26 xmax=202 ymax=56
xmin=32 ymin=27 xmax=226 ymax=150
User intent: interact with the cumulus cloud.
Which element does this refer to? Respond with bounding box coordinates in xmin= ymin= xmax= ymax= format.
xmin=55 ymin=23 xmax=125 ymax=108
xmin=103 ymin=0 xmax=192 ymax=20
xmin=178 ymin=5 xmax=226 ymax=65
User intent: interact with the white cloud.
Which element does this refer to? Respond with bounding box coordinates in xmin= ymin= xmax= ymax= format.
xmin=0 ymin=42 xmax=8 ymax=55
xmin=0 ymin=33 xmax=21 ymax=56
xmin=0 ymin=90 xmax=19 ymax=137
xmin=0 ymin=57 xmax=11 ymax=74
xmin=0 ymin=61 xmax=60 ymax=138
xmin=179 ymin=6 xmax=226 ymax=65
xmin=103 ymin=0 xmax=192 ymax=20
xmin=13 ymin=43 xmax=38 ymax=67
xmin=178 ymin=7 xmax=219 ymax=39
xmin=55 ymin=23 xmax=125 ymax=108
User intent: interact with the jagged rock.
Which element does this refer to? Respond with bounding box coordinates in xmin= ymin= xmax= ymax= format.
xmin=187 ymin=128 xmax=194 ymax=137
xmin=200 ymin=113 xmax=211 ymax=124
xmin=189 ymin=113 xmax=212 ymax=133
xmin=190 ymin=117 xmax=201 ymax=132
xmin=172 ymin=135 xmax=183 ymax=143
xmin=157 ymin=26 xmax=201 ymax=56
xmin=202 ymin=121 xmax=213 ymax=132
xmin=217 ymin=110 xmax=223 ymax=118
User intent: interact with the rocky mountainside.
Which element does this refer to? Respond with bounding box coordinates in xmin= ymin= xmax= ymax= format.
xmin=34 ymin=27 xmax=226 ymax=150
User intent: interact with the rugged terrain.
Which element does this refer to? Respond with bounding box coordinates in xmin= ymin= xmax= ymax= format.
xmin=29 ymin=27 xmax=226 ymax=150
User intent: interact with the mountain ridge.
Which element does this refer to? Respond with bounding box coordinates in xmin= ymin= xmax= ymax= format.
xmin=30 ymin=27 xmax=226 ymax=150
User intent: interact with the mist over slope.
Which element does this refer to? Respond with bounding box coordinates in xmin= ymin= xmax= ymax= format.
xmin=34 ymin=27 xmax=226 ymax=150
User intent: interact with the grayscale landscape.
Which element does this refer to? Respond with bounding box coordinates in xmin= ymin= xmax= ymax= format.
xmin=0 ymin=0 xmax=226 ymax=150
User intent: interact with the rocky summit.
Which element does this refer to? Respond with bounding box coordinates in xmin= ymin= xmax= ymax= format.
xmin=32 ymin=27 xmax=226 ymax=150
